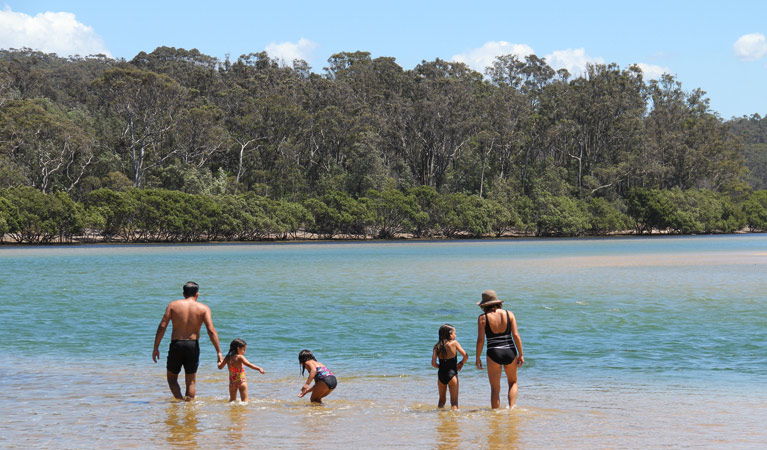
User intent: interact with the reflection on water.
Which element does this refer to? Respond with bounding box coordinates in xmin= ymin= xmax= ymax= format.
xmin=485 ymin=409 xmax=520 ymax=449
xmin=226 ymin=403 xmax=247 ymax=442
xmin=434 ymin=411 xmax=461 ymax=450
xmin=164 ymin=403 xmax=200 ymax=448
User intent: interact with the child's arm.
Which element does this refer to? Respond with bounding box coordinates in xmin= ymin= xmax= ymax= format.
xmin=217 ymin=355 xmax=228 ymax=370
xmin=240 ymin=356 xmax=265 ymax=374
xmin=454 ymin=341 xmax=468 ymax=371
xmin=431 ymin=346 xmax=440 ymax=369
xmin=298 ymin=363 xmax=317 ymax=397
xmin=298 ymin=384 xmax=315 ymax=397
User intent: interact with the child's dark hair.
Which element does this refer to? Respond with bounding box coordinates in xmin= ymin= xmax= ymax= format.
xmin=298 ymin=349 xmax=316 ymax=375
xmin=434 ymin=324 xmax=455 ymax=358
xmin=226 ymin=338 xmax=247 ymax=360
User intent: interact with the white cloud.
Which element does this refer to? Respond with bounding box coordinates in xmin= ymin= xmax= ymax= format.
xmin=635 ymin=63 xmax=670 ymax=80
xmin=265 ymin=38 xmax=318 ymax=66
xmin=544 ymin=48 xmax=604 ymax=77
xmin=733 ymin=33 xmax=767 ymax=61
xmin=451 ymin=41 xmax=534 ymax=71
xmin=0 ymin=6 xmax=111 ymax=57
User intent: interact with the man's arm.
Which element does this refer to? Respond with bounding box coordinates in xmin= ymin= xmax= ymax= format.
xmin=152 ymin=304 xmax=172 ymax=363
xmin=203 ymin=306 xmax=223 ymax=364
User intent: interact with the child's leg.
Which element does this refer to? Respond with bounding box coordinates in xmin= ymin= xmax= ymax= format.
xmin=239 ymin=382 xmax=248 ymax=402
xmin=447 ymin=376 xmax=460 ymax=410
xmin=309 ymin=381 xmax=331 ymax=403
xmin=228 ymin=383 xmax=238 ymax=402
xmin=437 ymin=380 xmax=447 ymax=408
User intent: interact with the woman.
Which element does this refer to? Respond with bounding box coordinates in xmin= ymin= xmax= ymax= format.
xmin=475 ymin=289 xmax=524 ymax=409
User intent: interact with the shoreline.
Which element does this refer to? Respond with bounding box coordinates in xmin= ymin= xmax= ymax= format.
xmin=0 ymin=227 xmax=759 ymax=246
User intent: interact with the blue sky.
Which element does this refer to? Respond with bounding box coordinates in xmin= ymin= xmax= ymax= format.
xmin=1 ymin=1 xmax=765 ymax=118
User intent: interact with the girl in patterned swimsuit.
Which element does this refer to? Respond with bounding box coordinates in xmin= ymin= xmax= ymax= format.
xmin=298 ymin=349 xmax=337 ymax=403
xmin=218 ymin=339 xmax=265 ymax=402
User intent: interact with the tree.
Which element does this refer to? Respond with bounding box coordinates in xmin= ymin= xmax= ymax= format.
xmin=626 ymin=188 xmax=675 ymax=233
xmin=366 ymin=188 xmax=420 ymax=238
xmin=0 ymin=99 xmax=94 ymax=193
xmin=92 ymin=67 xmax=186 ymax=187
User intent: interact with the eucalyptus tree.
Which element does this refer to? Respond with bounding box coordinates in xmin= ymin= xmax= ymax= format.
xmin=130 ymin=46 xmax=222 ymax=96
xmin=91 ymin=67 xmax=187 ymax=188
xmin=0 ymin=98 xmax=94 ymax=193
xmin=172 ymin=104 xmax=230 ymax=169
xmin=643 ymin=74 xmax=742 ymax=191
xmin=405 ymin=59 xmax=484 ymax=189
xmin=730 ymin=114 xmax=767 ymax=189
xmin=489 ymin=54 xmax=560 ymax=195
xmin=562 ymin=63 xmax=646 ymax=197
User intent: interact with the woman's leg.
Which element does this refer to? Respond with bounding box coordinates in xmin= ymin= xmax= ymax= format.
xmin=437 ymin=380 xmax=447 ymax=408
xmin=486 ymin=357 xmax=503 ymax=409
xmin=503 ymin=357 xmax=520 ymax=408
xmin=447 ymin=376 xmax=459 ymax=410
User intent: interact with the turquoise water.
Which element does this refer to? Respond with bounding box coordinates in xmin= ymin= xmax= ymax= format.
xmin=1 ymin=236 xmax=766 ymax=448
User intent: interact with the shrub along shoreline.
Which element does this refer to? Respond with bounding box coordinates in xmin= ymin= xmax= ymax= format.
xmin=2 ymin=185 xmax=765 ymax=245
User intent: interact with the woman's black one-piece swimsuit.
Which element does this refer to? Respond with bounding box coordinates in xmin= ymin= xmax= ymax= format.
xmin=437 ymin=355 xmax=458 ymax=384
xmin=485 ymin=311 xmax=518 ymax=365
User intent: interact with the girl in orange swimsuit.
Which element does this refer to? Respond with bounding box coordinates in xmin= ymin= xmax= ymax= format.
xmin=217 ymin=338 xmax=265 ymax=402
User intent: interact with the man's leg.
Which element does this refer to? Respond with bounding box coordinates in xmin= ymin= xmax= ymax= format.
xmin=184 ymin=372 xmax=197 ymax=401
xmin=166 ymin=371 xmax=184 ymax=400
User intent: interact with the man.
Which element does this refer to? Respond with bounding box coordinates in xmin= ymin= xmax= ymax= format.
xmin=152 ymin=281 xmax=223 ymax=401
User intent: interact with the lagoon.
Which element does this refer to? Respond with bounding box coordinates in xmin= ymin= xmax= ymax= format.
xmin=1 ymin=236 xmax=766 ymax=448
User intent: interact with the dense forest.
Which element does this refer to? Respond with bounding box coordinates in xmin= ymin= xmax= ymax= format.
xmin=1 ymin=46 xmax=767 ymax=243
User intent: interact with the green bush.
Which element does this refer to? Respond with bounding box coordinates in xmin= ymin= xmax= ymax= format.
xmin=535 ymin=194 xmax=589 ymax=236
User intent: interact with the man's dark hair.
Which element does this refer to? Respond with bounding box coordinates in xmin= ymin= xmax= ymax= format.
xmin=183 ymin=282 xmax=199 ymax=298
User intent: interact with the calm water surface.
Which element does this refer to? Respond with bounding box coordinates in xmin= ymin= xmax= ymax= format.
xmin=1 ymin=236 xmax=766 ymax=448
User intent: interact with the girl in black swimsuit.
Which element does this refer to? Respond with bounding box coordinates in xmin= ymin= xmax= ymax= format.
xmin=431 ymin=324 xmax=468 ymax=410
xmin=475 ymin=290 xmax=524 ymax=409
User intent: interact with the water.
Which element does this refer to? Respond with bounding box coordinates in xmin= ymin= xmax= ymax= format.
xmin=1 ymin=236 xmax=766 ymax=448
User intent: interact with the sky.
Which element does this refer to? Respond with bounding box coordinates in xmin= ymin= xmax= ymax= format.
xmin=1 ymin=1 xmax=765 ymax=119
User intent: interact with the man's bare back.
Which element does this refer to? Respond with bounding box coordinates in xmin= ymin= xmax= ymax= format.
xmin=166 ymin=298 xmax=211 ymax=340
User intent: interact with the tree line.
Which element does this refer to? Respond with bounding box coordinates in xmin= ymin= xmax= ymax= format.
xmin=1 ymin=46 xmax=767 ymax=243
xmin=3 ymin=185 xmax=767 ymax=244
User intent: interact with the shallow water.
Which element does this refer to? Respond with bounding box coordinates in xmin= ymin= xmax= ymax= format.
xmin=1 ymin=236 xmax=766 ymax=448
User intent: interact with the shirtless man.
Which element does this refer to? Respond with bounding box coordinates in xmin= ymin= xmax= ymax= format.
xmin=152 ymin=282 xmax=223 ymax=401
